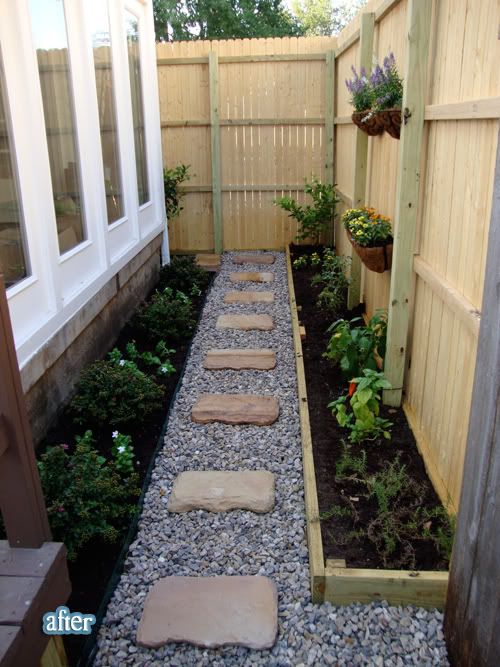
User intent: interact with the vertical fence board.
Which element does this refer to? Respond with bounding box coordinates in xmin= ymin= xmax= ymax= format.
xmin=209 ymin=51 xmax=222 ymax=253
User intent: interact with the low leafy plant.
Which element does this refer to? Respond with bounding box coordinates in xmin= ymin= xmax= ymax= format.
xmin=157 ymin=255 xmax=210 ymax=296
xmin=342 ymin=207 xmax=392 ymax=248
xmin=275 ymin=177 xmax=339 ymax=244
xmin=329 ymin=369 xmax=393 ymax=443
xmin=310 ymin=251 xmax=321 ymax=266
xmin=292 ymin=255 xmax=308 ymax=270
xmin=133 ymin=287 xmax=195 ymax=344
xmin=37 ymin=431 xmax=140 ymax=560
xmin=311 ymin=249 xmax=350 ymax=316
xmin=70 ymin=359 xmax=164 ymax=427
xmin=164 ymin=164 xmax=190 ymax=221
xmin=335 ymin=442 xmax=368 ymax=480
xmin=120 ymin=340 xmax=176 ymax=377
xmin=111 ymin=431 xmax=136 ymax=476
xmin=324 ymin=310 xmax=387 ymax=379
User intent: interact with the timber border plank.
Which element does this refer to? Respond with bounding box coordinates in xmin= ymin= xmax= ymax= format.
xmin=286 ymin=247 xmax=449 ymax=609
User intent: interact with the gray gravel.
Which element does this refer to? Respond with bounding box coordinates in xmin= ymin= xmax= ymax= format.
xmin=93 ymin=251 xmax=449 ymax=666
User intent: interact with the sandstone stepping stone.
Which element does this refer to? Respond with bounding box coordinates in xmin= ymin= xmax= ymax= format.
xmin=136 ymin=576 xmax=278 ymax=649
xmin=203 ymin=348 xmax=276 ymax=370
xmin=167 ymin=471 xmax=275 ymax=513
xmin=224 ymin=290 xmax=274 ymax=304
xmin=233 ymin=253 xmax=275 ymax=265
xmin=229 ymin=271 xmax=274 ymax=283
xmin=192 ymin=393 xmax=279 ymax=425
xmin=216 ymin=314 xmax=274 ymax=331
xmin=195 ymin=253 xmax=221 ymax=272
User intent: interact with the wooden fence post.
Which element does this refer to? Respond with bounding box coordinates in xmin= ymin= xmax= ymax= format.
xmin=0 ymin=277 xmax=52 ymax=547
xmin=443 ymin=124 xmax=500 ymax=666
xmin=325 ymin=49 xmax=335 ymax=246
xmin=209 ymin=51 xmax=222 ymax=253
xmin=347 ymin=12 xmax=374 ymax=310
xmin=383 ymin=0 xmax=432 ymax=406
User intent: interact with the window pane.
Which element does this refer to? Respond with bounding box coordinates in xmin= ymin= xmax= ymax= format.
xmin=29 ymin=0 xmax=86 ymax=254
xmin=125 ymin=12 xmax=149 ymax=205
xmin=88 ymin=2 xmax=124 ymax=224
xmin=0 ymin=53 xmax=30 ymax=288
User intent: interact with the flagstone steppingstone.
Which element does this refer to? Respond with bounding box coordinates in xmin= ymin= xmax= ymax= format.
xmin=167 ymin=470 xmax=275 ymax=513
xmin=233 ymin=253 xmax=276 ymax=265
xmin=216 ymin=313 xmax=275 ymax=331
xmin=229 ymin=271 xmax=274 ymax=283
xmin=223 ymin=290 xmax=275 ymax=304
xmin=195 ymin=253 xmax=221 ymax=272
xmin=203 ymin=348 xmax=276 ymax=370
xmin=136 ymin=576 xmax=278 ymax=650
xmin=191 ymin=393 xmax=279 ymax=425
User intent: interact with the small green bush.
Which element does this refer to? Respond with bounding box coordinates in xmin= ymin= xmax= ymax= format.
xmin=38 ymin=431 xmax=140 ymax=560
xmin=311 ymin=249 xmax=351 ymax=317
xmin=133 ymin=287 xmax=195 ymax=344
xmin=70 ymin=359 xmax=164 ymax=427
xmin=164 ymin=164 xmax=190 ymax=220
xmin=158 ymin=255 xmax=210 ymax=296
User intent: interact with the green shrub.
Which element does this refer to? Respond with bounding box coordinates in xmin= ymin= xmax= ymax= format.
xmin=133 ymin=287 xmax=195 ymax=344
xmin=70 ymin=359 xmax=164 ymax=427
xmin=38 ymin=431 xmax=140 ymax=560
xmin=324 ymin=310 xmax=387 ymax=379
xmin=164 ymin=164 xmax=190 ymax=220
xmin=311 ymin=249 xmax=350 ymax=317
xmin=158 ymin=255 xmax=210 ymax=296
xmin=109 ymin=341 xmax=176 ymax=377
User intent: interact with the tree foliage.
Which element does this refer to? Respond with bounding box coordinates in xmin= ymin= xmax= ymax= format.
xmin=153 ymin=0 xmax=303 ymax=42
xmin=290 ymin=0 xmax=367 ymax=36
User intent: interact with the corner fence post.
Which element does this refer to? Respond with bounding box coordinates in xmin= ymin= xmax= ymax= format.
xmin=209 ymin=51 xmax=222 ymax=254
xmin=325 ymin=49 xmax=335 ymax=246
xmin=0 ymin=276 xmax=52 ymax=547
xmin=347 ymin=12 xmax=375 ymax=310
xmin=383 ymin=0 xmax=432 ymax=406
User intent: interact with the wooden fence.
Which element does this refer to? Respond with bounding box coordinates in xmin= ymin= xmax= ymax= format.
xmin=156 ymin=0 xmax=500 ymax=511
xmin=157 ymin=36 xmax=337 ymax=251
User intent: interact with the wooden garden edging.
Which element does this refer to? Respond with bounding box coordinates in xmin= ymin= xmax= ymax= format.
xmin=286 ymin=247 xmax=449 ymax=609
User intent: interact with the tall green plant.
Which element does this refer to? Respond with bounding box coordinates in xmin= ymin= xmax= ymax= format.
xmin=274 ymin=177 xmax=339 ymax=243
xmin=164 ymin=164 xmax=190 ymax=221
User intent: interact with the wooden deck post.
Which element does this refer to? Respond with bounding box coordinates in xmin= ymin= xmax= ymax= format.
xmin=443 ymin=125 xmax=500 ymax=667
xmin=347 ymin=13 xmax=374 ymax=310
xmin=325 ymin=49 xmax=335 ymax=246
xmin=382 ymin=0 xmax=432 ymax=406
xmin=209 ymin=51 xmax=222 ymax=254
xmin=0 ymin=276 xmax=51 ymax=547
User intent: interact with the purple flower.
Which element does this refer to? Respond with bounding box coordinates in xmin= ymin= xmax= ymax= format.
xmin=57 ymin=506 xmax=65 ymax=513
xmin=60 ymin=443 xmax=69 ymax=450
xmin=360 ymin=66 xmax=367 ymax=78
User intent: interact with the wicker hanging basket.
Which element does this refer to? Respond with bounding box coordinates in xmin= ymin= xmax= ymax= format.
xmin=347 ymin=231 xmax=393 ymax=273
xmin=376 ymin=108 xmax=402 ymax=139
xmin=351 ymin=111 xmax=385 ymax=136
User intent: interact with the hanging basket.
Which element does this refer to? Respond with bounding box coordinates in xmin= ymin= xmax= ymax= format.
xmin=351 ymin=111 xmax=384 ymax=136
xmin=347 ymin=231 xmax=393 ymax=273
xmin=377 ymin=108 xmax=402 ymax=139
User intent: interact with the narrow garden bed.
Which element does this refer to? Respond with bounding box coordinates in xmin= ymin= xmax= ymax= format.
xmin=287 ymin=246 xmax=450 ymax=608
xmin=36 ymin=257 xmax=212 ymax=666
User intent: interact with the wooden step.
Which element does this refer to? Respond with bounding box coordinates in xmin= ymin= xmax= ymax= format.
xmin=137 ymin=576 xmax=278 ymax=649
xmin=233 ymin=254 xmax=275 ymax=265
xmin=203 ymin=348 xmax=276 ymax=370
xmin=224 ymin=290 xmax=274 ymax=304
xmin=192 ymin=394 xmax=279 ymax=425
xmin=195 ymin=253 xmax=221 ymax=272
xmin=216 ymin=314 xmax=274 ymax=331
xmin=167 ymin=471 xmax=275 ymax=513
xmin=229 ymin=272 xmax=274 ymax=283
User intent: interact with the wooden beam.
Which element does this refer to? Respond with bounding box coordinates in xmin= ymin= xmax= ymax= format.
xmin=444 ymin=124 xmax=500 ymax=667
xmin=374 ymin=0 xmax=404 ymax=23
xmin=413 ymin=256 xmax=481 ymax=337
xmin=347 ymin=12 xmax=374 ymax=310
xmin=335 ymin=29 xmax=360 ymax=59
xmin=325 ymin=50 xmax=335 ymax=245
xmin=383 ymin=0 xmax=432 ymax=406
xmin=334 ymin=116 xmax=352 ymax=124
xmin=179 ymin=184 xmax=310 ymax=193
xmin=0 ymin=277 xmax=52 ymax=547
xmin=157 ymin=53 xmax=328 ymax=66
xmin=336 ymin=188 xmax=353 ymax=207
xmin=209 ymin=52 xmax=222 ymax=254
xmin=162 ymin=117 xmax=326 ymax=128
xmin=424 ymin=97 xmax=500 ymax=121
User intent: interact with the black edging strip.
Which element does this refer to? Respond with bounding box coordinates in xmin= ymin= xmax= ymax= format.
xmin=78 ymin=273 xmax=215 ymax=667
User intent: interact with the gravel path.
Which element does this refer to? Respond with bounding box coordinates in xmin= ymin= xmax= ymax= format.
xmin=93 ymin=251 xmax=449 ymax=666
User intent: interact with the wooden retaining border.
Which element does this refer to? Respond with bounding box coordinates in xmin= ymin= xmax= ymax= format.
xmin=285 ymin=247 xmax=449 ymax=609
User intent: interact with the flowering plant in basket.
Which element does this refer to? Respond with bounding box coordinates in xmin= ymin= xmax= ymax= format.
xmin=369 ymin=53 xmax=404 ymax=138
xmin=342 ymin=207 xmax=393 ymax=273
xmin=345 ymin=66 xmax=383 ymax=136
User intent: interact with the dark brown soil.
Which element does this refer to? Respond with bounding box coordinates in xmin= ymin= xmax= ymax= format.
xmin=291 ymin=245 xmax=451 ymax=573
xmin=38 ymin=284 xmax=210 ymax=666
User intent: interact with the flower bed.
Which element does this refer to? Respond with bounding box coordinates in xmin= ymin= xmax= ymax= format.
xmin=287 ymin=246 xmax=450 ymax=608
